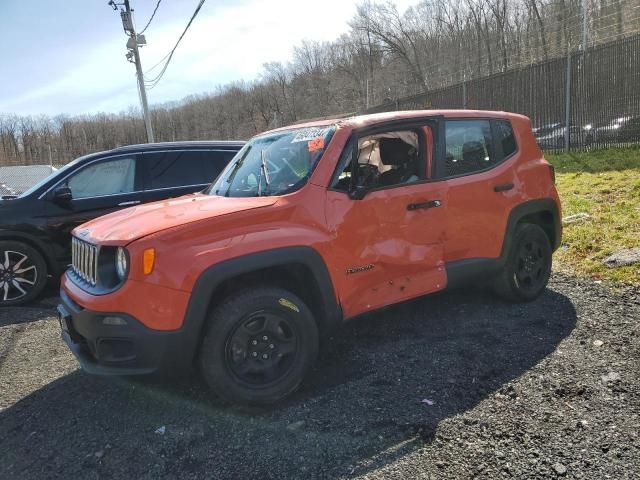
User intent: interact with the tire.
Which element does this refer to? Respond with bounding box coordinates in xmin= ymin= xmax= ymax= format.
xmin=493 ymin=224 xmax=552 ymax=302
xmin=0 ymin=241 xmax=48 ymax=307
xmin=199 ymin=287 xmax=319 ymax=405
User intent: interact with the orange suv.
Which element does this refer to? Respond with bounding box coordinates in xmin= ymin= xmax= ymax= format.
xmin=58 ymin=111 xmax=561 ymax=405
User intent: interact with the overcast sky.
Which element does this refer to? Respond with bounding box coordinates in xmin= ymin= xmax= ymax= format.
xmin=0 ymin=0 xmax=419 ymax=117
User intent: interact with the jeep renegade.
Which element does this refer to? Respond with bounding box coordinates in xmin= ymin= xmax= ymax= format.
xmin=58 ymin=111 xmax=561 ymax=405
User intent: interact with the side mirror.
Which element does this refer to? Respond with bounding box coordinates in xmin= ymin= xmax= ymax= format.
xmin=348 ymin=163 xmax=378 ymax=200
xmin=52 ymin=186 xmax=73 ymax=204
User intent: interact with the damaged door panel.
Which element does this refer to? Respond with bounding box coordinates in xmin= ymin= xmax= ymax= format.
xmin=325 ymin=119 xmax=448 ymax=318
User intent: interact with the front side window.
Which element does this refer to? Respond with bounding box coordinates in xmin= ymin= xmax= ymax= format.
xmin=333 ymin=130 xmax=421 ymax=191
xmin=67 ymin=157 xmax=136 ymax=199
xmin=443 ymin=120 xmax=495 ymax=177
xmin=209 ymin=126 xmax=335 ymax=197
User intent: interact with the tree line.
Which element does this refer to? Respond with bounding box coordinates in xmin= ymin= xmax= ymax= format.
xmin=1 ymin=0 xmax=637 ymax=166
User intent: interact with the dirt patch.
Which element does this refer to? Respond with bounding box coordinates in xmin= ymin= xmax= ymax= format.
xmin=0 ymin=273 xmax=638 ymax=479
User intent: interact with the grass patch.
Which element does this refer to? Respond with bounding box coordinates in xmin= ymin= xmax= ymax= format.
xmin=546 ymin=146 xmax=640 ymax=173
xmin=555 ymin=168 xmax=640 ymax=284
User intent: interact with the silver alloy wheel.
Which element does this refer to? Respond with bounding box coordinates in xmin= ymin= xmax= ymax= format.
xmin=0 ymin=250 xmax=38 ymax=302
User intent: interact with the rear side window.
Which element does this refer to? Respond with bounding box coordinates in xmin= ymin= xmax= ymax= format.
xmin=443 ymin=120 xmax=495 ymax=177
xmin=146 ymin=150 xmax=233 ymax=190
xmin=495 ymin=120 xmax=517 ymax=159
xmin=199 ymin=150 xmax=237 ymax=181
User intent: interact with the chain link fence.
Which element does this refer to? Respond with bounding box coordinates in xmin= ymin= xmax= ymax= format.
xmin=0 ymin=164 xmax=61 ymax=197
xmin=366 ymin=34 xmax=640 ymax=152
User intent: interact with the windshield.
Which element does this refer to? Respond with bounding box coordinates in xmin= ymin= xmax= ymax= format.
xmin=208 ymin=126 xmax=335 ymax=197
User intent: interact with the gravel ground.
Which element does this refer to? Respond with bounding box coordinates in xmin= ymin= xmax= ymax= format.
xmin=0 ymin=273 xmax=638 ymax=479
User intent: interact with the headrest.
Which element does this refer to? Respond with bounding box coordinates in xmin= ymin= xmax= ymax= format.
xmin=379 ymin=138 xmax=414 ymax=166
xmin=462 ymin=141 xmax=485 ymax=159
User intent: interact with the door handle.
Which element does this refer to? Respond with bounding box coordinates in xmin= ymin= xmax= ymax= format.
xmin=407 ymin=200 xmax=441 ymax=211
xmin=494 ymin=182 xmax=514 ymax=192
xmin=118 ymin=200 xmax=141 ymax=207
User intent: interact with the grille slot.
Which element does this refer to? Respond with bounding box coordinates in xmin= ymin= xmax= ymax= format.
xmin=71 ymin=237 xmax=99 ymax=286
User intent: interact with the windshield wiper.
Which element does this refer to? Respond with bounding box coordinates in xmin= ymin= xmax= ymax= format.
xmin=218 ymin=149 xmax=249 ymax=196
xmin=258 ymin=149 xmax=271 ymax=196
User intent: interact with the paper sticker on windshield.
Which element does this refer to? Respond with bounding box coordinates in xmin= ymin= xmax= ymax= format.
xmin=308 ymin=137 xmax=325 ymax=152
xmin=292 ymin=127 xmax=330 ymax=143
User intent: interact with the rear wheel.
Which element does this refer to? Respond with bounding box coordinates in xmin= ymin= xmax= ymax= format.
xmin=0 ymin=241 xmax=48 ymax=306
xmin=493 ymin=224 xmax=552 ymax=302
xmin=199 ymin=287 xmax=319 ymax=405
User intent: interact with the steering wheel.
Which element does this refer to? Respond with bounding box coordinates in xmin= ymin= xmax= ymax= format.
xmin=355 ymin=163 xmax=380 ymax=189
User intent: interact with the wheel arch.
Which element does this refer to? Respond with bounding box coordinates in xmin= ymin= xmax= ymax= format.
xmin=0 ymin=230 xmax=57 ymax=277
xmin=501 ymin=198 xmax=562 ymax=258
xmin=176 ymin=246 xmax=342 ymax=368
xmin=445 ymin=199 xmax=561 ymax=290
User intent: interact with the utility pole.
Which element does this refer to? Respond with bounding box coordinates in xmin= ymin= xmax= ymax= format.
xmin=114 ymin=0 xmax=155 ymax=142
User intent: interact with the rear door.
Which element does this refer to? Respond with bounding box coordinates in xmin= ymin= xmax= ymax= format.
xmin=436 ymin=118 xmax=519 ymax=262
xmin=142 ymin=149 xmax=237 ymax=203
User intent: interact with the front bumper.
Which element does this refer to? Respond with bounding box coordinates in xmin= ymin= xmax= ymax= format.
xmin=58 ymin=288 xmax=190 ymax=376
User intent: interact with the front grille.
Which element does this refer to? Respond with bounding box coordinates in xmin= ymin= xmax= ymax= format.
xmin=71 ymin=237 xmax=99 ymax=286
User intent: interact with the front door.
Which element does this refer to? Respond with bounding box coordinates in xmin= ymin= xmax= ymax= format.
xmin=45 ymin=154 xmax=143 ymax=261
xmin=325 ymin=121 xmax=448 ymax=319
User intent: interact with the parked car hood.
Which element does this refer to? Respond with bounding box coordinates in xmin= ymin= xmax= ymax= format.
xmin=75 ymin=193 xmax=278 ymax=245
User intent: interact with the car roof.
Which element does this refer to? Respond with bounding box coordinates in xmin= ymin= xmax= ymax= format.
xmin=61 ymin=140 xmax=245 ymax=177
xmin=108 ymin=140 xmax=245 ymax=154
xmin=69 ymin=140 xmax=245 ymax=164
xmin=264 ymin=110 xmax=530 ymax=135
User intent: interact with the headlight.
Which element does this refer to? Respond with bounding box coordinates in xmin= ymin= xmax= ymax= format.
xmin=115 ymin=247 xmax=128 ymax=281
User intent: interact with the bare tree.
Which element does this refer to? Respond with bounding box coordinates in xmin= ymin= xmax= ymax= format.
xmin=0 ymin=0 xmax=635 ymax=168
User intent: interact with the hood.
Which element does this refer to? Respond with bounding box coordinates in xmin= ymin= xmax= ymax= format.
xmin=76 ymin=194 xmax=278 ymax=245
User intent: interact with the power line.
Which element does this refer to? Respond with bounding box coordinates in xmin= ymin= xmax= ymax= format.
xmin=144 ymin=0 xmax=206 ymax=89
xmin=138 ymin=0 xmax=162 ymax=35
xmin=144 ymin=49 xmax=171 ymax=74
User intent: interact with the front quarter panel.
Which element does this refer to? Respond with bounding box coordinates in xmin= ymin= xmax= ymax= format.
xmin=127 ymin=184 xmax=333 ymax=293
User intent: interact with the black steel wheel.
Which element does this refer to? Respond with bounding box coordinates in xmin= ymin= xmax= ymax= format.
xmin=0 ymin=241 xmax=48 ymax=306
xmin=514 ymin=237 xmax=547 ymax=294
xmin=494 ymin=224 xmax=552 ymax=302
xmin=199 ymin=287 xmax=318 ymax=405
xmin=225 ymin=311 xmax=299 ymax=387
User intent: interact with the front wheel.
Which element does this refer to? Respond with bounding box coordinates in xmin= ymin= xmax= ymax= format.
xmin=199 ymin=287 xmax=319 ymax=405
xmin=0 ymin=241 xmax=48 ymax=307
xmin=493 ymin=224 xmax=552 ymax=302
